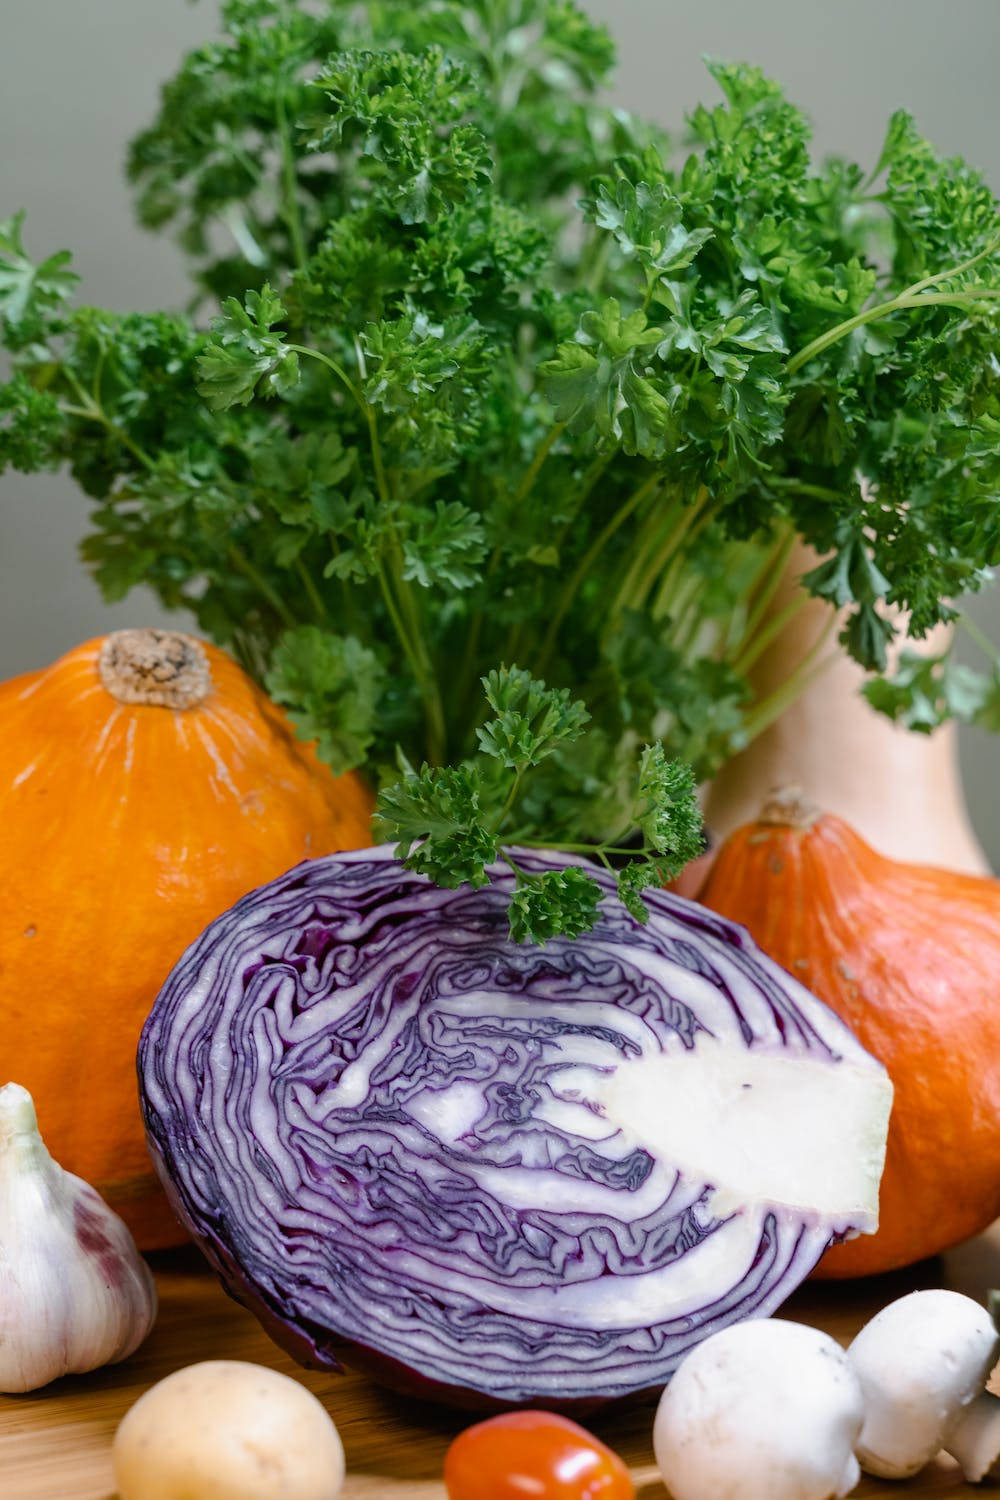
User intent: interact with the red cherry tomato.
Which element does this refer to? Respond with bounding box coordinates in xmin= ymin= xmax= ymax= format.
xmin=443 ymin=1411 xmax=635 ymax=1500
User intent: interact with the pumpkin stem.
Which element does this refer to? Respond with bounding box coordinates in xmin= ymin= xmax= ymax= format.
xmin=758 ymin=785 xmax=823 ymax=830
xmin=98 ymin=629 xmax=212 ymax=711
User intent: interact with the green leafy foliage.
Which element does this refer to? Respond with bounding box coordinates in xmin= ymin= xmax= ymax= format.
xmin=633 ymin=746 xmax=702 ymax=863
xmin=544 ymin=300 xmax=676 ymax=457
xmin=863 ymin=646 xmax=1000 ymax=733
xmin=266 ymin=626 xmax=385 ymax=772
xmin=375 ymin=668 xmax=703 ymax=940
xmin=311 ymin=49 xmax=490 ymax=224
xmin=4 ymin=3 xmax=1000 ymax=936
xmin=477 ymin=666 xmax=590 ymax=767
xmin=0 ymin=212 xmax=78 ymax=330
xmin=0 ymin=375 xmax=64 ymax=472
xmin=197 ymin=285 xmax=298 ymax=408
xmin=373 ymin=763 xmax=499 ymax=888
xmin=507 ymin=865 xmax=602 ymax=944
xmin=401 ymin=501 xmax=487 ymax=590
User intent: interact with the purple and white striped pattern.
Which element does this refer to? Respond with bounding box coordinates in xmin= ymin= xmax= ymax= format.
xmin=139 ymin=846 xmax=885 ymax=1409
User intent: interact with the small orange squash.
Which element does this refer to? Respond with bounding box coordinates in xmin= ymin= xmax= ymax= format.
xmin=698 ymin=789 xmax=1000 ymax=1277
xmin=0 ymin=628 xmax=373 ymax=1249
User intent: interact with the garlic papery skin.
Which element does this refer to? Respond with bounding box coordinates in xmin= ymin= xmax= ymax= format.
xmin=0 ymin=1082 xmax=157 ymax=1392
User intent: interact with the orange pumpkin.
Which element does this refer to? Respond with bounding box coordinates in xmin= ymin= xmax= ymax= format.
xmin=0 ymin=628 xmax=373 ymax=1248
xmin=698 ymin=789 xmax=1000 ymax=1277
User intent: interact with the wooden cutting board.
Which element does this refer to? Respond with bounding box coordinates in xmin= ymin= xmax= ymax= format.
xmin=5 ymin=1226 xmax=1000 ymax=1500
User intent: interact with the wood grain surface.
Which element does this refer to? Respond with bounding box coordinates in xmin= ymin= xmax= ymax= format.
xmin=5 ymin=1225 xmax=1000 ymax=1500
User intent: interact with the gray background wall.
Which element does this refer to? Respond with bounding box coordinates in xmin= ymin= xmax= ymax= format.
xmin=1 ymin=0 xmax=997 ymax=858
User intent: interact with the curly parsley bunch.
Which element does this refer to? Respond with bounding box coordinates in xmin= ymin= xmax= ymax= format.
xmin=3 ymin=0 xmax=999 ymax=937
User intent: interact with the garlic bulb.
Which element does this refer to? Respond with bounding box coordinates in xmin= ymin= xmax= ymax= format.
xmin=0 ymin=1082 xmax=157 ymax=1392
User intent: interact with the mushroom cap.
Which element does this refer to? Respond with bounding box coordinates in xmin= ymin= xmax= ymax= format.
xmin=848 ymin=1289 xmax=1000 ymax=1479
xmin=653 ymin=1318 xmax=864 ymax=1500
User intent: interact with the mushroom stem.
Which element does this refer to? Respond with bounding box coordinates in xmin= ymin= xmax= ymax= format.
xmin=848 ymin=1290 xmax=1000 ymax=1480
xmin=834 ymin=1451 xmax=861 ymax=1498
xmin=945 ymin=1392 xmax=1000 ymax=1483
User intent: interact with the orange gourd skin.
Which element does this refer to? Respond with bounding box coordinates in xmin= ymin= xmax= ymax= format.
xmin=0 ymin=634 xmax=373 ymax=1250
xmin=699 ymin=810 xmax=1000 ymax=1277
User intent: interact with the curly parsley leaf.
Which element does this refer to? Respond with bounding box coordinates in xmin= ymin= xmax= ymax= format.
xmin=0 ymin=375 xmax=64 ymax=472
xmin=312 ymin=49 xmax=490 ymax=224
xmin=477 ymin=665 xmax=591 ymax=768
xmin=373 ymin=763 xmax=499 ymax=887
xmin=507 ymin=864 xmax=602 ymax=943
xmin=585 ymin=178 xmax=714 ymax=278
xmin=401 ymin=501 xmax=487 ymax=590
xmin=863 ymin=647 xmax=1000 ymax=733
xmin=633 ymin=745 xmax=703 ymax=863
xmin=266 ymin=626 xmax=385 ymax=774
xmin=0 ymin=212 xmax=78 ymax=330
xmin=543 ymin=299 xmax=676 ymax=457
xmin=376 ymin=669 xmax=702 ymax=940
xmin=196 ymin=285 xmax=298 ymax=409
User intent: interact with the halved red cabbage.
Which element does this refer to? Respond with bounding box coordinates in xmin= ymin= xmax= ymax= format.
xmin=138 ymin=846 xmax=891 ymax=1410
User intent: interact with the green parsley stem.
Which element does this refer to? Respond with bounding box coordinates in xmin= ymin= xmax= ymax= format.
xmin=516 ymin=840 xmax=653 ymax=859
xmin=650 ymin=505 xmax=716 ymax=627
xmin=665 ymin=580 xmax=711 ymax=656
xmin=788 ymin=288 xmax=1000 ymax=375
xmin=581 ymin=233 xmax=613 ymax=295
xmin=325 ymin=539 xmax=366 ymax=636
xmin=958 ymin=611 xmax=1000 ymax=664
xmin=384 ymin=532 xmax=449 ymax=762
xmin=286 ymin=340 xmax=397 ymax=524
xmin=375 ymin=543 xmax=448 ymax=764
xmin=550 ymin=449 xmax=615 ymax=553
xmin=491 ymin=765 xmax=526 ymax=835
xmin=61 ymin=370 xmax=155 ymax=472
xmin=766 ymin=478 xmax=846 ymax=505
xmin=740 ymin=617 xmax=838 ymax=739
xmin=536 ymin=471 xmax=661 ymax=675
xmin=731 ymin=591 xmax=811 ymax=675
xmin=366 ymin=407 xmax=392 ymax=505
xmin=295 ymin=557 xmax=330 ymax=623
xmin=350 ymin=334 xmax=393 ymax=508
xmin=90 ymin=347 xmax=107 ymax=406
xmin=608 ymin=490 xmax=684 ymax=620
xmin=901 ymin=233 xmax=1000 ymax=299
xmin=502 ymin=450 xmax=617 ymax=680
xmin=898 ymin=288 xmax=1000 ymax=307
xmin=61 ymin=401 xmax=155 ymax=471
xmin=646 ymin=495 xmax=713 ymax=617
xmin=286 ymin=345 xmax=364 ymax=412
xmin=511 ymin=422 xmax=567 ymax=508
xmin=227 ymin=546 xmax=297 ymax=628
xmin=458 ymin=424 xmax=568 ymax=704
xmin=375 ymin=565 xmax=416 ymax=663
xmin=722 ymin=525 xmax=797 ymax=661
xmin=275 ymin=88 xmax=308 ymax=272
xmin=227 ymin=139 xmax=266 ymax=193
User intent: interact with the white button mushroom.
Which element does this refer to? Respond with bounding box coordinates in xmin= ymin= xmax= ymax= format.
xmin=944 ymin=1391 xmax=1000 ymax=1483
xmin=112 ymin=1360 xmax=346 ymax=1500
xmin=653 ymin=1319 xmax=865 ymax=1500
xmin=847 ymin=1288 xmax=1000 ymax=1480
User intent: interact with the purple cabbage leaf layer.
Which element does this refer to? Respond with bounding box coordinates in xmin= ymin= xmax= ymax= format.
xmin=138 ymin=846 xmax=891 ymax=1409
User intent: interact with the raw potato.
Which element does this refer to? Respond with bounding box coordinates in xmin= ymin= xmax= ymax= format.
xmin=112 ymin=1360 xmax=346 ymax=1500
